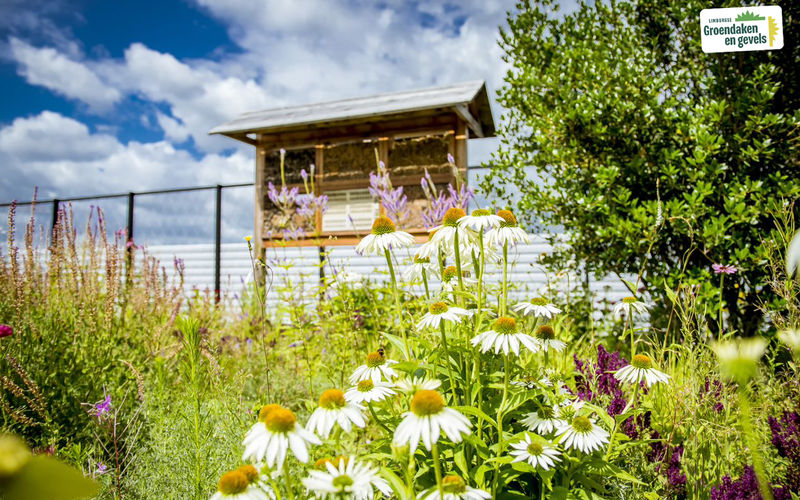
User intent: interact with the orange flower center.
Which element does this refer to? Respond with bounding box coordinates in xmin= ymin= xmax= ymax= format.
xmin=632 ymin=354 xmax=653 ymax=369
xmin=218 ymin=470 xmax=249 ymax=495
xmin=536 ymin=325 xmax=555 ymax=340
xmin=257 ymin=404 xmax=282 ymax=423
xmin=429 ymin=302 xmax=449 ymax=315
xmin=264 ymin=407 xmax=297 ymax=433
xmin=366 ymin=351 xmax=385 ymax=367
xmin=493 ymin=317 xmax=518 ymax=335
xmin=410 ymin=390 xmax=445 ymax=416
xmin=497 ymin=209 xmax=518 ymax=227
xmin=371 ymin=216 xmax=396 ymax=235
xmin=443 ymin=207 xmax=466 ymax=227
xmin=319 ymin=389 xmax=346 ymax=409
xmin=236 ymin=465 xmax=259 ymax=484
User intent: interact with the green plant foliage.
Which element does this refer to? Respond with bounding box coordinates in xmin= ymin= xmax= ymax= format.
xmin=483 ymin=0 xmax=800 ymax=336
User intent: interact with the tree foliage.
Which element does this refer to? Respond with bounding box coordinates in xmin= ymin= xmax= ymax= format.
xmin=485 ymin=0 xmax=800 ymax=334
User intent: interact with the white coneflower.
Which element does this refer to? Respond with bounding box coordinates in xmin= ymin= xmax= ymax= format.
xmin=512 ymin=297 xmax=562 ymax=319
xmin=416 ymin=229 xmax=443 ymax=261
xmin=613 ymin=354 xmax=670 ymax=387
xmin=393 ymin=390 xmax=471 ymax=453
xmin=418 ymin=474 xmax=491 ymax=500
xmin=394 ymin=376 xmax=442 ymax=394
xmin=440 ymin=265 xmax=477 ymax=292
xmin=612 ymin=296 xmax=649 ymax=320
xmin=356 ymin=216 xmax=415 ymax=255
xmin=211 ymin=466 xmax=272 ymax=500
xmin=509 ymin=434 xmax=562 ymax=470
xmin=242 ymin=405 xmax=321 ymax=471
xmin=556 ymin=415 xmax=609 ymax=454
xmin=471 ymin=317 xmax=540 ymax=356
xmin=345 ymin=379 xmax=396 ymax=404
xmin=787 ymin=230 xmax=800 ymax=280
xmin=302 ymin=456 xmax=391 ymax=500
xmin=711 ymin=337 xmax=767 ymax=383
xmin=521 ymin=403 xmax=564 ymax=435
xmin=554 ymin=400 xmax=585 ymax=423
xmin=458 ymin=208 xmax=504 ymax=232
xmin=403 ymin=254 xmax=438 ymax=283
xmin=430 ymin=207 xmax=476 ymax=254
xmin=349 ymin=351 xmax=399 ymax=384
xmin=416 ymin=302 xmax=472 ymax=330
xmin=534 ymin=325 xmax=566 ymax=353
xmin=331 ymin=271 xmax=364 ymax=290
xmin=485 ymin=210 xmax=530 ymax=248
xmin=306 ymin=389 xmax=366 ymax=439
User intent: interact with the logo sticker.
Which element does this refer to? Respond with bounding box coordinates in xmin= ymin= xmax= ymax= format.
xmin=701 ymin=6 xmax=783 ymax=53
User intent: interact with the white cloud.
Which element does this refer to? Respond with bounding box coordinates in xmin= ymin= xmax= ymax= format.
xmin=9 ymin=38 xmax=121 ymax=112
xmin=155 ymin=112 xmax=190 ymax=143
xmin=0 ymin=111 xmax=252 ymax=201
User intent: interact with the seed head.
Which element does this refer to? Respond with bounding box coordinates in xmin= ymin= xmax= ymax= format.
xmin=631 ymin=354 xmax=653 ymax=370
xmin=371 ymin=216 xmax=397 ymax=235
xmin=258 ymin=404 xmax=282 ymax=423
xmin=527 ymin=441 xmax=544 ymax=456
xmin=471 ymin=209 xmax=491 ymax=217
xmin=319 ymin=389 xmax=346 ymax=409
xmin=536 ymin=325 xmax=555 ymax=340
xmin=218 ymin=470 xmax=249 ymax=495
xmin=442 ymin=475 xmax=467 ymax=493
xmin=264 ymin=407 xmax=297 ymax=433
xmin=442 ymin=266 xmax=458 ymax=281
xmin=332 ymin=475 xmax=354 ymax=489
xmin=236 ymin=465 xmax=259 ymax=484
xmin=530 ymin=297 xmax=548 ymax=306
xmin=572 ymin=416 xmax=593 ymax=433
xmin=429 ymin=302 xmax=449 ymax=315
xmin=497 ymin=209 xmax=518 ymax=227
xmin=357 ymin=380 xmax=374 ymax=392
xmin=410 ymin=390 xmax=445 ymax=416
xmin=622 ymin=296 xmax=638 ymax=304
xmin=493 ymin=317 xmax=518 ymax=335
xmin=443 ymin=207 xmax=466 ymax=227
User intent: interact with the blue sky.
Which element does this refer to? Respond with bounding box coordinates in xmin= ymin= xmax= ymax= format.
xmin=0 ymin=0 xmax=526 ymax=242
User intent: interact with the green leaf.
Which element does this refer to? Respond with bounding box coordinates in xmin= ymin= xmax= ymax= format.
xmin=453 ymin=405 xmax=497 ymax=428
xmin=1 ymin=456 xmax=98 ymax=500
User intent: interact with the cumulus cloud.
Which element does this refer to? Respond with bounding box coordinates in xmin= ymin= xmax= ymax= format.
xmin=9 ymin=38 xmax=121 ymax=112
xmin=155 ymin=112 xmax=190 ymax=143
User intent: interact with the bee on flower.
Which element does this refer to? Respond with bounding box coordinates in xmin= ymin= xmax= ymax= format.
xmin=302 ymin=456 xmax=391 ymax=499
xmin=534 ymin=325 xmax=566 ymax=353
xmin=471 ymin=317 xmax=540 ymax=356
xmin=355 ymin=216 xmax=415 ymax=255
xmin=345 ymin=379 xmax=396 ymax=405
xmin=612 ymin=296 xmax=649 ymax=320
xmin=306 ymin=389 xmax=366 ymax=439
xmin=416 ymin=302 xmax=472 ymax=330
xmin=349 ymin=350 xmax=399 ymax=384
xmin=613 ymin=354 xmax=670 ymax=387
xmin=555 ymin=414 xmax=609 ymax=454
xmin=512 ymin=297 xmax=562 ymax=319
xmin=418 ymin=474 xmax=490 ymax=500
xmin=485 ymin=210 xmax=530 ymax=248
xmin=211 ymin=465 xmax=273 ymax=500
xmin=242 ymin=404 xmax=320 ymax=471
xmin=509 ymin=434 xmax=562 ymax=470
xmin=393 ymin=390 xmax=471 ymax=453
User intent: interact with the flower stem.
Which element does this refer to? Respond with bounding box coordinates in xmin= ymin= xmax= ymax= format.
xmin=432 ymin=442 xmax=445 ymax=500
xmin=368 ymin=402 xmax=392 ymax=434
xmin=283 ymin=468 xmax=296 ymax=500
xmin=384 ymin=248 xmax=410 ymax=359
xmin=422 ymin=269 xmax=431 ymax=301
xmin=453 ymin=229 xmax=465 ymax=297
xmin=494 ymin=352 xmax=511 ymax=497
xmin=737 ymin=386 xmax=773 ymax=500
xmin=439 ymin=322 xmax=459 ymax=403
xmin=501 ymin=242 xmax=508 ymax=316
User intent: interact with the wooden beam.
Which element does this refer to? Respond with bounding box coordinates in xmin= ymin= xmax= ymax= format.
xmin=265 ymin=172 xmax=452 ymax=193
xmin=454 ymin=120 xmax=469 ymax=178
xmin=226 ymin=132 xmax=257 ymax=146
xmin=261 ymin=231 xmax=430 ymax=248
xmin=454 ymin=104 xmax=484 ymax=138
xmin=258 ymin=113 xmax=459 ymax=149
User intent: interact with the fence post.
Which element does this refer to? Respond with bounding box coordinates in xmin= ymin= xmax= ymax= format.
xmin=126 ymin=192 xmax=135 ymax=284
xmin=214 ymin=185 xmax=222 ymax=304
xmin=50 ymin=198 xmax=60 ymax=235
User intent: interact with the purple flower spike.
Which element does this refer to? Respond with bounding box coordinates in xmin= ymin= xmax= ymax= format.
xmin=447 ymin=153 xmax=455 ymax=164
xmin=300 ymin=169 xmax=308 ymax=181
xmin=93 ymin=394 xmax=112 ymax=418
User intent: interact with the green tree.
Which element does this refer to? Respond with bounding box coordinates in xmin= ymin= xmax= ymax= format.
xmin=485 ymin=0 xmax=800 ymax=335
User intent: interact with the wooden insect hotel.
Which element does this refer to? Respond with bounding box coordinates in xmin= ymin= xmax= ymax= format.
xmin=210 ymin=81 xmax=495 ymax=248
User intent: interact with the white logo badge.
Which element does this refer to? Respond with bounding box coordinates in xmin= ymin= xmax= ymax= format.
xmin=701 ymin=6 xmax=783 ymax=53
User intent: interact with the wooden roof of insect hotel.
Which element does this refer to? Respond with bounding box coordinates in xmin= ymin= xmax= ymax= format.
xmin=210 ymin=80 xmax=495 ymax=247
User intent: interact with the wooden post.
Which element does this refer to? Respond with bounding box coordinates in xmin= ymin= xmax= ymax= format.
xmin=378 ymin=137 xmax=390 ymax=217
xmin=454 ymin=120 xmax=469 ymax=178
xmin=314 ymin=144 xmax=324 ymax=235
xmin=254 ymin=138 xmax=266 ymax=283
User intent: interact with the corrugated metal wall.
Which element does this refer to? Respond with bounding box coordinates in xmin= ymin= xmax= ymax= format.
xmin=144 ymin=236 xmax=631 ymax=315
